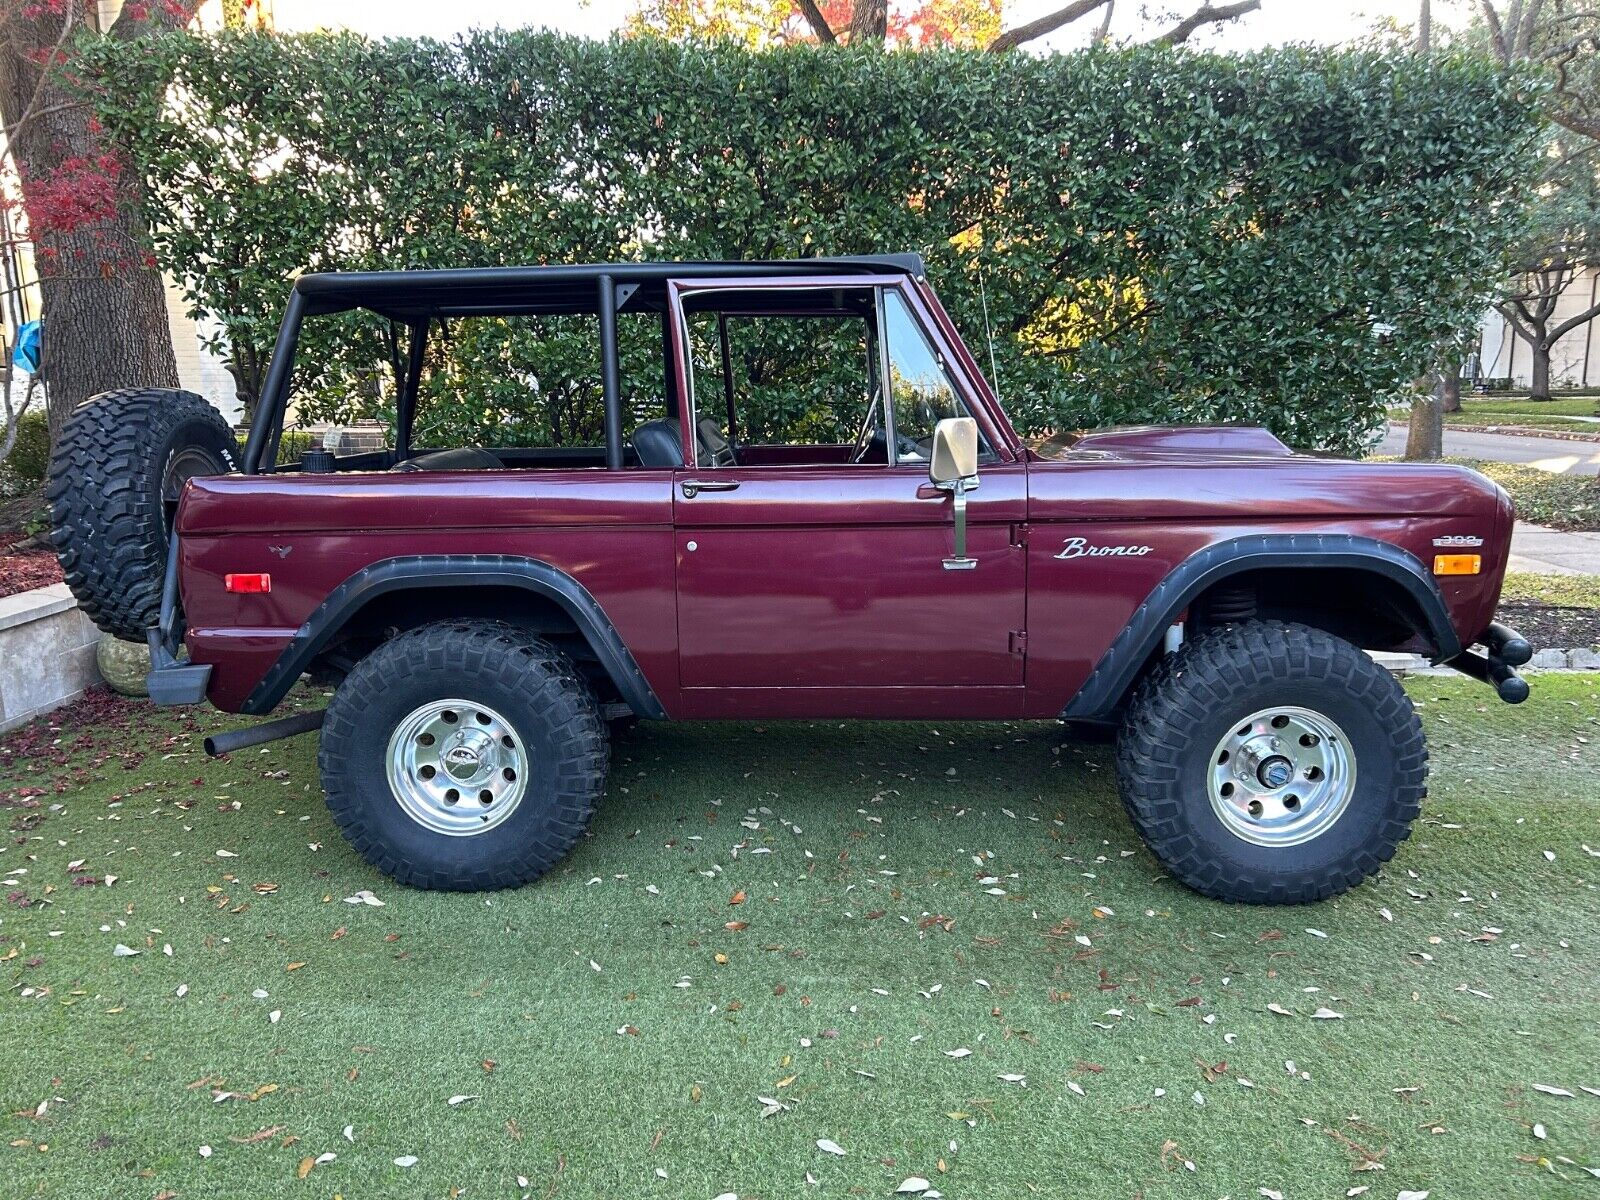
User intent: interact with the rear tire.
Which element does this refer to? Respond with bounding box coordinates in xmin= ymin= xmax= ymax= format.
xmin=46 ymin=389 xmax=237 ymax=641
xmin=319 ymin=621 xmax=609 ymax=890
xmin=1115 ymin=620 xmax=1427 ymax=904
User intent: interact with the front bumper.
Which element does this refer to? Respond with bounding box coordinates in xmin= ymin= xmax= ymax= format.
xmin=1448 ymin=621 xmax=1532 ymax=704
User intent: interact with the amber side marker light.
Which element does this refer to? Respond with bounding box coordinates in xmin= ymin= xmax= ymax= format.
xmin=1432 ymin=554 xmax=1481 ymax=576
xmin=224 ymin=573 xmax=272 ymax=593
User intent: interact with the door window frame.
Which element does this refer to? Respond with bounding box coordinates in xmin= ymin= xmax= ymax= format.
xmin=667 ymin=274 xmax=1017 ymax=469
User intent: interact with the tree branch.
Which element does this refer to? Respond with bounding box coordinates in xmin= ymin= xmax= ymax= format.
xmin=1092 ymin=0 xmax=1116 ymax=44
xmin=988 ymin=0 xmax=1109 ymax=53
xmin=1149 ymin=0 xmax=1263 ymax=46
xmin=1548 ymin=294 xmax=1600 ymax=343
xmin=793 ymin=0 xmax=837 ymax=44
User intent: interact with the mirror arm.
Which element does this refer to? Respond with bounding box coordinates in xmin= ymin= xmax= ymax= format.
xmin=939 ymin=475 xmax=979 ymax=571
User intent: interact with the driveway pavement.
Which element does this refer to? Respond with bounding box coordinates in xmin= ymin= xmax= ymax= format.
xmin=1510 ymin=521 xmax=1600 ymax=575
xmin=1378 ymin=426 xmax=1600 ymax=475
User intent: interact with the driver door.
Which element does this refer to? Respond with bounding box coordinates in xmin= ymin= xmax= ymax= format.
xmin=668 ymin=278 xmax=1027 ymax=718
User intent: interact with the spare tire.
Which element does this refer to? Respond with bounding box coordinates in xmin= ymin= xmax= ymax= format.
xmin=46 ymin=388 xmax=238 ymax=642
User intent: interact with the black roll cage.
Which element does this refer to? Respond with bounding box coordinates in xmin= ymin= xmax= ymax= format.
xmin=237 ymin=255 xmax=925 ymax=476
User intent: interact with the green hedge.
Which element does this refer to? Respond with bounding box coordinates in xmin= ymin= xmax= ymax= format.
xmin=79 ymin=32 xmax=1543 ymax=454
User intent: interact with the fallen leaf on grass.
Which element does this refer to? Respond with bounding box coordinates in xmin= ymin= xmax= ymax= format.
xmin=943 ymin=1048 xmax=972 ymax=1059
xmin=1267 ymin=1003 xmax=1292 ymax=1016
xmin=342 ymin=890 xmax=384 ymax=907
xmin=447 ymin=1095 xmax=478 ymax=1106
xmin=394 ymin=1155 xmax=418 ymax=1167
xmin=816 ymin=1138 xmax=846 ymax=1156
xmin=296 ymin=1156 xmax=313 ymax=1179
xmin=1311 ymin=1007 xmax=1345 ymax=1020
xmin=112 ymin=944 xmax=139 ymax=957
xmin=896 ymin=1178 xmax=931 ymax=1193
xmin=1533 ymin=1084 xmax=1575 ymax=1097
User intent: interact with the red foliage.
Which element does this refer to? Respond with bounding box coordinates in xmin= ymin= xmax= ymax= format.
xmin=0 ymin=552 xmax=64 ymax=600
xmin=22 ymin=152 xmax=124 ymax=237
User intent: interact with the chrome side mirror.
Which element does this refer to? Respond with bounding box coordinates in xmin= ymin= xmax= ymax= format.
xmin=929 ymin=417 xmax=978 ymax=487
xmin=929 ymin=418 xmax=979 ymax=570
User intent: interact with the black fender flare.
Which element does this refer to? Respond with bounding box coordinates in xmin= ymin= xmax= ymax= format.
xmin=241 ymin=554 xmax=666 ymax=719
xmin=1060 ymin=533 xmax=1459 ymax=721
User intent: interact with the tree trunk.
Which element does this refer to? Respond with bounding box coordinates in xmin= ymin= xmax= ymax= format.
xmin=1529 ymin=341 xmax=1552 ymax=401
xmin=1440 ymin=360 xmax=1461 ymax=413
xmin=1405 ymin=376 xmax=1443 ymax=460
xmin=0 ymin=8 xmax=181 ymax=441
xmin=849 ymin=0 xmax=889 ymax=43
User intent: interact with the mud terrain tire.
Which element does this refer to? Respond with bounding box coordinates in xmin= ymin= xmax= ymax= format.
xmin=1115 ymin=620 xmax=1427 ymax=904
xmin=46 ymin=389 xmax=237 ymax=641
xmin=319 ymin=621 xmax=610 ymax=890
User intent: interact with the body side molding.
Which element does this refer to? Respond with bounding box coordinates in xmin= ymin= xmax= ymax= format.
xmin=239 ymin=554 xmax=666 ymax=719
xmin=1060 ymin=533 xmax=1460 ymax=721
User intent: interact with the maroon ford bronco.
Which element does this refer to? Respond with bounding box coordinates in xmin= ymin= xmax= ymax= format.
xmin=46 ymin=254 xmax=1531 ymax=904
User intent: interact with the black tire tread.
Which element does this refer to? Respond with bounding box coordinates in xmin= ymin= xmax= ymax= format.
xmin=318 ymin=620 xmax=609 ymax=891
xmin=1114 ymin=620 xmax=1428 ymax=905
xmin=45 ymin=388 xmax=235 ymax=640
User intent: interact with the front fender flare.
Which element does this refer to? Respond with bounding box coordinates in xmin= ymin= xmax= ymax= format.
xmin=240 ymin=554 xmax=665 ymax=719
xmin=1060 ymin=533 xmax=1459 ymax=721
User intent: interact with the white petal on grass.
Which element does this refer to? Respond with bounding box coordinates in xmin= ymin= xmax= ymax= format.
xmin=215 ymin=849 xmax=238 ymax=858
xmin=997 ymin=1073 xmax=1026 ymax=1086
xmin=1259 ymin=1189 xmax=1283 ymax=1200
xmin=1305 ymin=928 xmax=1328 ymax=938
xmin=447 ymin=1094 xmax=478 ymax=1106
xmin=1311 ymin=1007 xmax=1345 ymax=1020
xmin=1533 ymin=1084 xmax=1575 ymax=1097
xmin=394 ymin=1155 xmax=419 ymax=1167
xmin=1397 ymin=1192 xmax=1431 ymax=1200
xmin=342 ymin=1125 xmax=354 ymax=1143
xmin=198 ymin=1145 xmax=212 ymax=1158
xmin=342 ymin=889 xmax=384 ymax=906
xmin=316 ymin=1152 xmax=336 ymax=1164
xmin=1533 ymin=1124 xmax=1547 ymax=1140
xmin=1067 ymin=1081 xmax=1085 ymax=1097
xmin=175 ymin=984 xmax=189 ymax=998
xmin=1267 ymin=1002 xmax=1293 ymax=1016
xmin=112 ymin=944 xmax=140 ymax=957
xmin=816 ymin=1138 xmax=847 ymax=1156
xmin=943 ymin=1048 xmax=972 ymax=1058
xmin=713 ymin=1193 xmax=738 ymax=1200
xmin=268 ymin=1009 xmax=281 ymax=1024
xmin=896 ymin=1178 xmax=931 ymax=1194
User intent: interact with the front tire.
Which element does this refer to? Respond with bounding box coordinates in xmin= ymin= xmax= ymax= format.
xmin=319 ymin=621 xmax=609 ymax=890
xmin=1115 ymin=621 xmax=1427 ymax=904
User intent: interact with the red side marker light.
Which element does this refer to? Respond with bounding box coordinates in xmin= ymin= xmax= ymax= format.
xmin=225 ymin=573 xmax=272 ymax=594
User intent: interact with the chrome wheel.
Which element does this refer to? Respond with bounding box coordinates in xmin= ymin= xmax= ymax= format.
xmin=1206 ymin=706 xmax=1355 ymax=848
xmin=385 ymin=699 xmax=528 ymax=836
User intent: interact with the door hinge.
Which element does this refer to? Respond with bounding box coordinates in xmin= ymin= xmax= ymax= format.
xmin=1010 ymin=522 xmax=1029 ymax=548
xmin=1009 ymin=629 xmax=1028 ymax=655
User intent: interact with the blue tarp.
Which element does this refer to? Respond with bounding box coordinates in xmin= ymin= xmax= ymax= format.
xmin=11 ymin=320 xmax=40 ymax=373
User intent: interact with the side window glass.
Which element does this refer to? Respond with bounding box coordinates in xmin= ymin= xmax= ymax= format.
xmin=881 ymin=290 xmax=988 ymax=463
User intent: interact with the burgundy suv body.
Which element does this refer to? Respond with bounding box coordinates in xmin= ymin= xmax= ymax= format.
xmin=51 ymin=254 xmax=1529 ymax=904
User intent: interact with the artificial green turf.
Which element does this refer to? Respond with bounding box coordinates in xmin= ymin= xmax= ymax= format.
xmin=2 ymin=677 xmax=1597 ymax=1199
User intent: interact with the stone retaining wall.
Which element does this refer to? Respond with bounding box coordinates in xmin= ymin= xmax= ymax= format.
xmin=0 ymin=584 xmax=103 ymax=732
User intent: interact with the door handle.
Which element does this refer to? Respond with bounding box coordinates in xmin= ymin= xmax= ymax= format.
xmin=681 ymin=480 xmax=740 ymax=498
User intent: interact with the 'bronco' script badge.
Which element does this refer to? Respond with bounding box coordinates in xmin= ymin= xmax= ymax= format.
xmin=1056 ymin=537 xmax=1154 ymax=560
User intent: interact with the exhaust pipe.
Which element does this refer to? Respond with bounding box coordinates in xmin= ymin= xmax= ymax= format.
xmin=205 ymin=709 xmax=326 ymax=757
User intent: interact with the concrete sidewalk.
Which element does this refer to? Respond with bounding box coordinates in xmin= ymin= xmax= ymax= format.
xmin=1510 ymin=521 xmax=1600 ymax=575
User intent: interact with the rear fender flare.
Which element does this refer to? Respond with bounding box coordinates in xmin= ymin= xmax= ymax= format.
xmin=241 ymin=554 xmax=665 ymax=718
xmin=1060 ymin=534 xmax=1459 ymax=721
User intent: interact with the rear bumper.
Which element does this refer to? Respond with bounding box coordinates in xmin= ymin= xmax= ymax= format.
xmin=144 ymin=530 xmax=213 ymax=707
xmin=1447 ymin=621 xmax=1533 ymax=704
